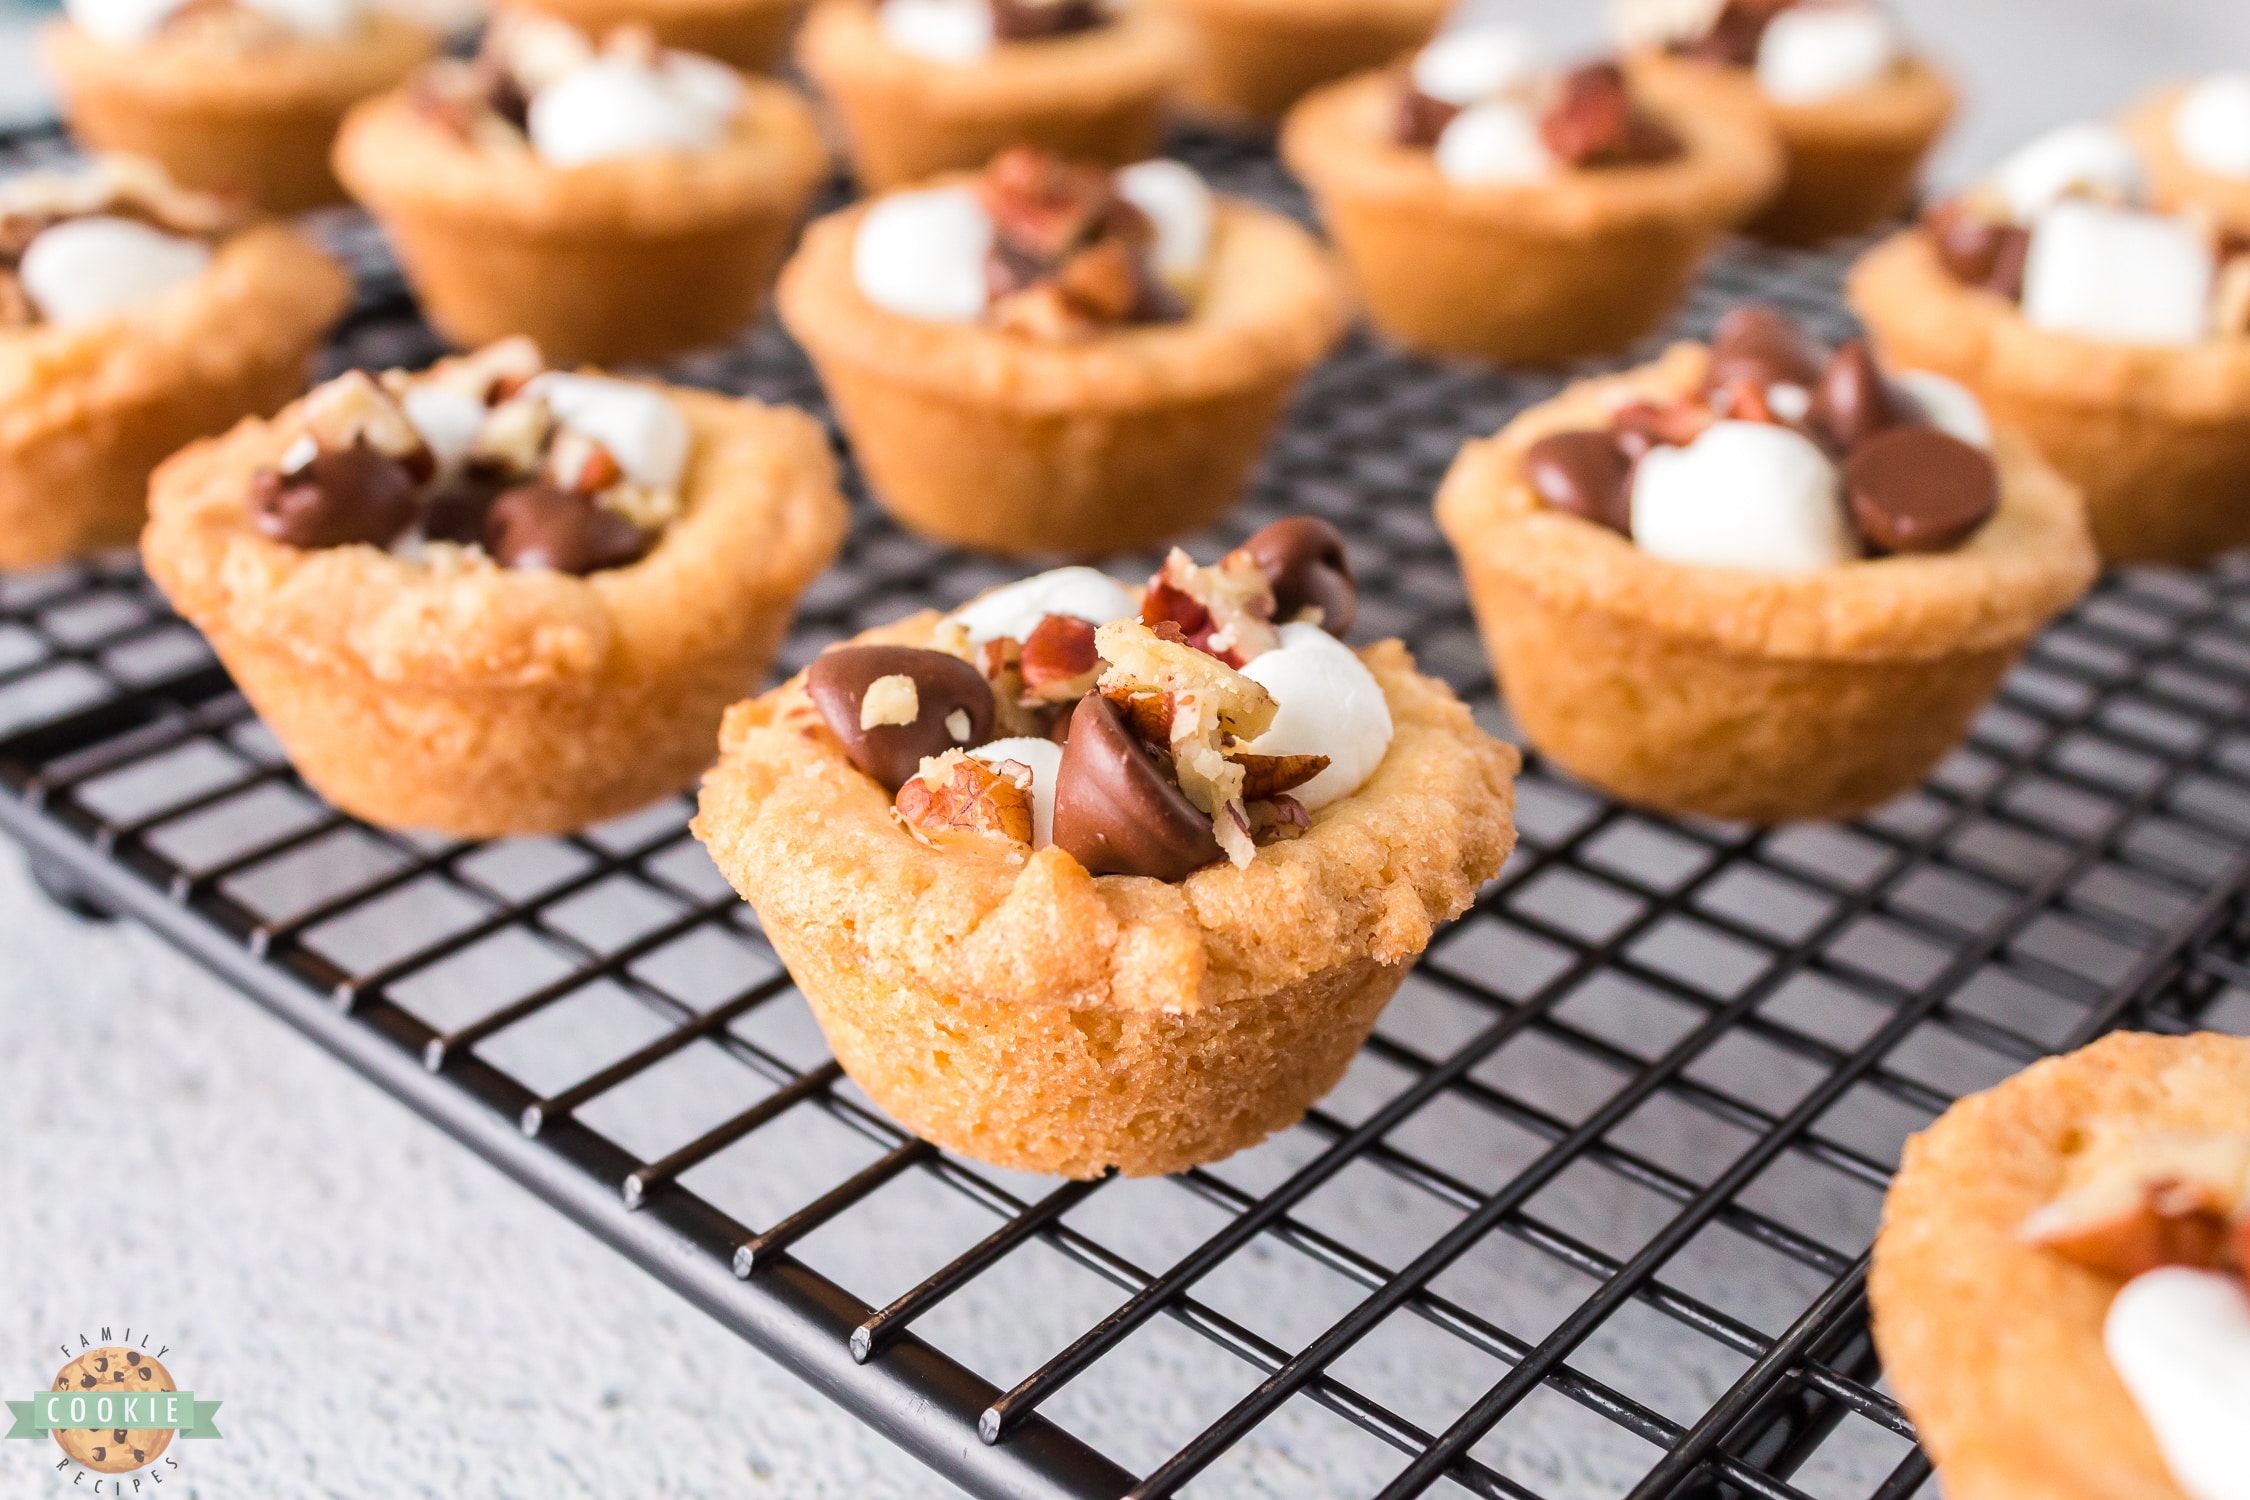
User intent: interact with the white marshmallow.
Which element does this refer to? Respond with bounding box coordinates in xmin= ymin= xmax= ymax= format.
xmin=17 ymin=217 xmax=211 ymax=327
xmin=1410 ymin=24 xmax=1540 ymax=108
xmin=1755 ymin=5 xmax=1896 ymax=106
xmin=1114 ymin=159 xmax=1214 ymax=286
xmin=524 ymin=374 xmax=690 ymax=490
xmin=2174 ymin=73 xmax=2250 ymax=181
xmin=1239 ymin=623 xmax=1394 ymax=813
xmin=238 ymin=0 xmax=361 ymax=38
xmin=879 ymin=0 xmax=992 ymax=64
xmin=2105 ymin=1268 xmax=2250 ymax=1500
xmin=1630 ymin=421 xmax=1855 ymax=574
xmin=1991 ymin=122 xmax=2147 ymax=222
xmin=64 ymin=0 xmax=187 ymax=46
xmin=527 ymin=57 xmax=733 ymax=168
xmin=970 ymin=737 xmax=1064 ymax=849
xmin=658 ymin=50 xmax=747 ymax=123
xmin=400 ymin=383 xmax=490 ymax=473
xmin=1606 ymin=0 xmax=1725 ymax=52
xmin=1891 ymin=370 xmax=1992 ymax=449
xmin=948 ymin=566 xmax=1140 ymax=646
xmin=853 ymin=185 xmax=995 ymax=323
xmin=2022 ymin=199 xmax=2214 ymax=347
xmin=1434 ymin=100 xmax=1553 ymax=185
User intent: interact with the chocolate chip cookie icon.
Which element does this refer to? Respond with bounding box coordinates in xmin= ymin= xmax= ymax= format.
xmin=49 ymin=1349 xmax=174 ymax=1473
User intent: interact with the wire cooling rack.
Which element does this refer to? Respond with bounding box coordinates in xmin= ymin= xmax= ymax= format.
xmin=7 ymin=121 xmax=2250 ymax=1499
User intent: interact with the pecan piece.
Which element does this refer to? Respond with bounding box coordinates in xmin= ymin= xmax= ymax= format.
xmin=1233 ymin=751 xmax=1331 ymax=802
xmin=896 ymin=750 xmax=1034 ymax=850
xmin=1020 ymin=614 xmax=1102 ymax=700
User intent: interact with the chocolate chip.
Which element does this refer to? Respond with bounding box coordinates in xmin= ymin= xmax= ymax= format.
xmin=250 ymin=446 xmax=420 ymax=550
xmin=484 ymin=484 xmax=649 ymax=575
xmin=1396 ymin=85 xmax=1462 ymax=148
xmin=1812 ymin=340 xmax=1924 ymax=453
xmin=990 ymin=0 xmax=1104 ymax=41
xmin=125 ymin=1353 xmax=139 ymax=1366
xmin=1525 ymin=432 xmax=1633 ymax=534
xmin=1238 ymin=516 xmax=1356 ymax=637
xmin=1845 ymin=426 xmax=1998 ymax=554
xmin=79 ymin=1376 xmax=95 ymax=1390
xmin=113 ymin=1429 xmax=127 ymax=1443
xmin=90 ymin=1448 xmax=104 ymax=1463
xmin=1925 ymin=200 xmax=2030 ymax=301
xmin=1539 ymin=63 xmax=1682 ymax=169
xmin=1705 ymin=305 xmax=1828 ymax=397
xmin=806 ymin=645 xmax=996 ymax=794
xmin=421 ymin=469 xmax=508 ymax=545
xmin=137 ymin=1367 xmax=151 ymax=1380
xmin=1052 ymin=694 xmax=1223 ymax=881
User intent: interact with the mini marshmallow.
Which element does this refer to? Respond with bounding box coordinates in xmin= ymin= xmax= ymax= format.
xmin=1239 ymin=623 xmax=1394 ymax=812
xmin=879 ymin=0 xmax=992 ymax=64
xmin=1631 ymin=421 xmax=1855 ymax=574
xmin=64 ymin=0 xmax=188 ymax=46
xmin=1755 ymin=5 xmax=1896 ymax=106
xmin=1410 ymin=24 xmax=1540 ymax=108
xmin=949 ymin=566 xmax=1140 ymax=646
xmin=1991 ymin=122 xmax=2147 ymax=222
xmin=2105 ymin=1268 xmax=2250 ymax=1500
xmin=2022 ymin=199 xmax=2214 ymax=347
xmin=659 ymin=50 xmax=747 ymax=122
xmin=1892 ymin=370 xmax=1992 ymax=449
xmin=853 ymin=185 xmax=994 ymax=323
xmin=970 ymin=737 xmax=1064 ymax=848
xmin=2174 ymin=73 xmax=2250 ymax=181
xmin=1435 ymin=100 xmax=1553 ymax=185
xmin=527 ymin=57 xmax=733 ymax=168
xmin=401 ymin=383 xmax=490 ymax=472
xmin=525 ymin=374 xmax=690 ymax=490
xmin=17 ymin=217 xmax=211 ymax=327
xmin=1115 ymin=159 xmax=1214 ymax=286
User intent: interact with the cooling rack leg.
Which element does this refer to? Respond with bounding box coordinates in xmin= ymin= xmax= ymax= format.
xmin=28 ymin=854 xmax=120 ymax=923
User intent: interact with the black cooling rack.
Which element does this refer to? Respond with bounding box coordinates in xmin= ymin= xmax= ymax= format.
xmin=7 ymin=122 xmax=2250 ymax=1500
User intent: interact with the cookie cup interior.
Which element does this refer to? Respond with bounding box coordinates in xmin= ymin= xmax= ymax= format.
xmin=1871 ymin=1031 xmax=2250 ymax=1500
xmin=796 ymin=0 xmax=1186 ymax=191
xmin=140 ymin=386 xmax=848 ymax=838
xmin=1628 ymin=51 xmax=1954 ymax=247
xmin=691 ymin=617 xmax=1519 ymax=1179
xmin=1281 ymin=68 xmax=1781 ymax=364
xmin=1156 ymin=0 xmax=1449 ymax=125
xmin=0 ymin=223 xmax=346 ymax=569
xmin=41 ymin=17 xmax=437 ymax=212
xmin=1851 ymin=228 xmax=2250 ymax=566
xmin=520 ymin=0 xmax=803 ymax=72
xmin=2122 ymin=82 xmax=2250 ymax=236
xmin=332 ymin=77 xmax=828 ymax=365
xmin=1435 ymin=344 xmax=2098 ymax=825
xmin=776 ymin=190 xmax=1349 ymax=557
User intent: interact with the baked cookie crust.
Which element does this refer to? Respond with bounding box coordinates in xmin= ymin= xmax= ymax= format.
xmin=1281 ymin=68 xmax=1781 ymax=364
xmin=142 ymin=386 xmax=848 ymax=837
xmin=693 ymin=615 xmax=1518 ymax=1177
xmin=1159 ymin=0 xmax=1448 ymax=125
xmin=0 ymin=222 xmax=346 ymax=569
xmin=1435 ymin=344 xmax=2097 ymax=824
xmin=1872 ymin=1031 xmax=2250 ymax=1500
xmin=2122 ymin=83 xmax=2250 ymax=237
xmin=520 ymin=0 xmax=802 ymax=72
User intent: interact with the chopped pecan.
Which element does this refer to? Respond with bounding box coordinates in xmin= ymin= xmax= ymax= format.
xmin=1099 ymin=686 xmax=1176 ymax=745
xmin=1247 ymin=794 xmax=1310 ymax=845
xmin=896 ymin=750 xmax=1034 ymax=850
xmin=301 ymin=371 xmax=434 ymax=480
xmin=979 ymin=147 xmax=1128 ymax=264
xmin=1141 ymin=547 xmax=1280 ymax=666
xmin=547 ymin=429 xmax=623 ymax=494
xmin=2020 ymin=1129 xmax=2250 ymax=1279
xmin=1020 ymin=614 xmax=1102 ymax=700
xmin=1539 ymin=63 xmax=1682 ymax=169
xmin=859 ymin=673 xmax=920 ymax=730
xmin=1611 ymin=398 xmax=1713 ymax=459
xmin=1234 ymin=752 xmax=1331 ymax=802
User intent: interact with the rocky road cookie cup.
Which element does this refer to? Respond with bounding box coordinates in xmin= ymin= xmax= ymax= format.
xmin=334 ymin=16 xmax=827 ymax=366
xmin=1436 ymin=319 xmax=2097 ymax=825
xmin=0 ymin=157 xmax=347 ymax=568
xmin=1161 ymin=0 xmax=1448 ymax=126
xmin=779 ymin=149 xmax=1348 ymax=556
xmin=142 ymin=343 xmax=847 ymax=837
xmin=1872 ymin=1031 xmax=2250 ymax=1500
xmin=522 ymin=0 xmax=802 ymax=71
xmin=797 ymin=0 xmax=1186 ymax=191
xmin=1282 ymin=36 xmax=1781 ymax=364
xmin=2123 ymin=76 xmax=2250 ymax=236
xmin=694 ymin=522 xmax=1519 ymax=1177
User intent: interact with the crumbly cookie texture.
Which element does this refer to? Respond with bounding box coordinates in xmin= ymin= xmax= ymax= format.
xmin=1872 ymin=1032 xmax=2250 ymax=1500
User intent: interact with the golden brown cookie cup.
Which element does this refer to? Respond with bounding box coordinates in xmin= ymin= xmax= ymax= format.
xmin=1628 ymin=51 xmax=1954 ymax=247
xmin=1160 ymin=0 xmax=1446 ymax=126
xmin=519 ymin=0 xmax=801 ymax=71
xmin=1435 ymin=346 xmax=2098 ymax=826
xmin=1281 ymin=69 xmax=1781 ymax=365
xmin=2123 ymin=83 xmax=2250 ymax=236
xmin=1871 ymin=1031 xmax=2250 ymax=1500
xmin=776 ymin=191 xmax=1348 ymax=557
xmin=1851 ymin=228 xmax=2250 ymax=567
xmin=141 ymin=387 xmax=848 ymax=838
xmin=796 ymin=0 xmax=1186 ymax=191
xmin=0 ymin=224 xmax=346 ymax=570
xmin=333 ymin=76 xmax=828 ymax=366
xmin=692 ymin=618 xmax=1518 ymax=1179
xmin=42 ymin=17 xmax=437 ymax=213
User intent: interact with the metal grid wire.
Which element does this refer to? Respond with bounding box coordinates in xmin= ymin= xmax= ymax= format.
xmin=6 ymin=122 xmax=2250 ymax=1499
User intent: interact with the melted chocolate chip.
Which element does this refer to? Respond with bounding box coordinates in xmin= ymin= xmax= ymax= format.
xmin=1705 ymin=305 xmax=1828 ymax=397
xmin=484 ymin=484 xmax=650 ymax=575
xmin=1812 ymin=340 xmax=1924 ymax=453
xmin=1052 ymin=693 xmax=1223 ymax=881
xmin=1396 ymin=85 xmax=1462 ymax=148
xmin=1926 ymin=200 xmax=2030 ymax=301
xmin=1845 ymin=426 xmax=1998 ymax=554
xmin=806 ymin=645 xmax=996 ymax=794
xmin=420 ymin=469 xmax=509 ymax=545
xmin=1239 ymin=516 xmax=1356 ymax=637
xmin=250 ymin=446 xmax=420 ymax=550
xmin=1677 ymin=0 xmax=1792 ymax=67
xmin=1525 ymin=431 xmax=1633 ymax=534
xmin=1539 ymin=62 xmax=1683 ymax=169
xmin=990 ymin=0 xmax=1106 ymax=40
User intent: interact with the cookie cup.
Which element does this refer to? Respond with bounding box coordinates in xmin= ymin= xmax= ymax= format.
xmin=1851 ymin=229 xmax=2250 ymax=566
xmin=1871 ymin=1031 xmax=2250 ymax=1500
xmin=2122 ymin=83 xmax=2250 ymax=236
xmin=42 ymin=17 xmax=437 ymax=213
xmin=1628 ymin=51 xmax=1954 ymax=246
xmin=796 ymin=0 xmax=1186 ymax=191
xmin=692 ymin=618 xmax=1519 ymax=1178
xmin=776 ymin=190 xmax=1349 ymax=557
xmin=0 ymin=224 xmax=346 ymax=569
xmin=1435 ymin=345 xmax=2098 ymax=825
xmin=520 ymin=0 xmax=801 ymax=71
xmin=1281 ymin=69 xmax=1782 ymax=364
xmin=333 ymin=77 xmax=828 ymax=366
xmin=141 ymin=388 xmax=848 ymax=838
xmin=1160 ymin=0 xmax=1447 ymax=126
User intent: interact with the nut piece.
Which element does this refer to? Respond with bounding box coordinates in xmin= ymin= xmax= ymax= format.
xmin=300 ymin=371 xmax=432 ymax=473
xmin=1096 ymin=619 xmax=1277 ymax=745
xmin=1019 ymin=614 xmax=1102 ymax=701
xmin=2020 ymin=1129 xmax=2250 ymax=1279
xmin=860 ymin=674 xmax=921 ymax=731
xmin=1135 ymin=553 xmax=1282 ymax=670
xmin=1235 ymin=751 xmax=1331 ymax=802
xmin=896 ymin=750 xmax=1034 ymax=851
